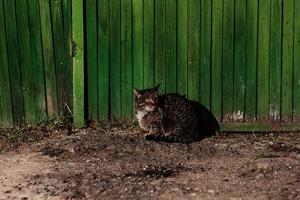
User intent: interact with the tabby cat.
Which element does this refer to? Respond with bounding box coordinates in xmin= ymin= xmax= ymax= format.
xmin=134 ymin=86 xmax=199 ymax=143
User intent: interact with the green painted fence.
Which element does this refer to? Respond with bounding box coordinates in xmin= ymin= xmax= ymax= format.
xmin=0 ymin=0 xmax=72 ymax=126
xmin=1 ymin=0 xmax=300 ymax=131
xmin=85 ymin=0 xmax=300 ymax=129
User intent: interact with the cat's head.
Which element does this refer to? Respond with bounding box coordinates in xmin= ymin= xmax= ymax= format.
xmin=133 ymin=85 xmax=160 ymax=112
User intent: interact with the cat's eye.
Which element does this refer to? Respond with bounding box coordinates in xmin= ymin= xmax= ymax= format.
xmin=139 ymin=103 xmax=145 ymax=107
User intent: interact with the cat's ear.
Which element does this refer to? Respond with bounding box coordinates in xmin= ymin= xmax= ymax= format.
xmin=133 ymin=88 xmax=141 ymax=98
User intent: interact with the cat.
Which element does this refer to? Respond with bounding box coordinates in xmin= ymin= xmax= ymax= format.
xmin=134 ymin=86 xmax=200 ymax=143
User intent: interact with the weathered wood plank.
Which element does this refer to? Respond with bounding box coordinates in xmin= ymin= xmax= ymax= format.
xmin=187 ymin=0 xmax=200 ymax=101
xmin=15 ymin=0 xmax=36 ymax=123
xmin=245 ymin=0 xmax=258 ymax=120
xmin=200 ymin=0 xmax=211 ymax=109
xmin=143 ymin=0 xmax=155 ymax=89
xmin=132 ymin=0 xmax=144 ymax=90
xmin=222 ymin=0 xmax=234 ymax=120
xmin=72 ymin=0 xmax=85 ymax=127
xmin=233 ymin=0 xmax=246 ymax=121
xmin=281 ymin=0 xmax=294 ymax=122
xmin=177 ymin=0 xmax=187 ymax=95
xmin=294 ymin=0 xmax=300 ymax=121
xmin=211 ymin=0 xmax=222 ymax=119
xmin=154 ymin=0 xmax=166 ymax=94
xmin=109 ymin=0 xmax=121 ymax=117
xmin=98 ymin=0 xmax=110 ymax=119
xmin=257 ymin=0 xmax=270 ymax=119
xmin=121 ymin=0 xmax=133 ymax=118
xmin=0 ymin=0 xmax=13 ymax=126
xmin=40 ymin=0 xmax=58 ymax=116
xmin=165 ymin=0 xmax=177 ymax=93
xmin=269 ymin=0 xmax=282 ymax=121
xmin=86 ymin=0 xmax=98 ymax=120
xmin=3 ymin=0 xmax=25 ymax=123
xmin=28 ymin=0 xmax=47 ymax=122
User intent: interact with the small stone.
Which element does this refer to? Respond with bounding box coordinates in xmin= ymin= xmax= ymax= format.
xmin=256 ymin=161 xmax=270 ymax=170
xmin=255 ymin=173 xmax=264 ymax=179
xmin=207 ymin=189 xmax=215 ymax=194
xmin=190 ymin=193 xmax=197 ymax=197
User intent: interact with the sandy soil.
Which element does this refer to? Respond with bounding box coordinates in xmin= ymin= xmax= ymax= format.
xmin=0 ymin=123 xmax=299 ymax=200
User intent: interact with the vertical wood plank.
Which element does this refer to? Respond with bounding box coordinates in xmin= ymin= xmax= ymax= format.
xmin=222 ymin=0 xmax=234 ymax=120
xmin=257 ymin=0 xmax=270 ymax=119
xmin=165 ymin=0 xmax=177 ymax=93
xmin=3 ymin=0 xmax=25 ymax=123
xmin=234 ymin=0 xmax=246 ymax=121
xmin=187 ymin=0 xmax=200 ymax=101
xmin=40 ymin=0 xmax=58 ymax=116
xmin=28 ymin=0 xmax=47 ymax=122
xmin=143 ymin=0 xmax=154 ymax=88
xmin=86 ymin=0 xmax=98 ymax=120
xmin=154 ymin=0 xmax=166 ymax=93
xmin=294 ymin=0 xmax=300 ymax=121
xmin=121 ymin=0 xmax=133 ymax=118
xmin=281 ymin=0 xmax=294 ymax=122
xmin=245 ymin=0 xmax=258 ymax=120
xmin=15 ymin=0 xmax=36 ymax=123
xmin=177 ymin=0 xmax=187 ymax=95
xmin=200 ymin=0 xmax=211 ymax=109
xmin=0 ymin=0 xmax=13 ymax=126
xmin=98 ymin=0 xmax=110 ymax=119
xmin=211 ymin=0 xmax=222 ymax=119
xmin=62 ymin=0 xmax=73 ymax=110
xmin=109 ymin=0 xmax=121 ymax=117
xmin=133 ymin=0 xmax=144 ymax=90
xmin=269 ymin=0 xmax=282 ymax=121
xmin=72 ymin=0 xmax=85 ymax=127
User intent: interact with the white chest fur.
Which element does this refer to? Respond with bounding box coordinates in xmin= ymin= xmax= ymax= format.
xmin=136 ymin=111 xmax=148 ymax=129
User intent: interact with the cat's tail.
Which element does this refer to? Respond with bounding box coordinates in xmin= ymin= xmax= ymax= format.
xmin=145 ymin=134 xmax=196 ymax=143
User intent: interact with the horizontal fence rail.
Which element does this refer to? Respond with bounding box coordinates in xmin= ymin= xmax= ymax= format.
xmin=85 ymin=0 xmax=300 ymax=126
xmin=0 ymin=0 xmax=72 ymax=126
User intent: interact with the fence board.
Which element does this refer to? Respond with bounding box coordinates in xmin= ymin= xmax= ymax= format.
xmin=40 ymin=0 xmax=58 ymax=116
xmin=257 ymin=0 xmax=270 ymax=119
xmin=28 ymin=0 xmax=47 ymax=122
xmin=177 ymin=0 xmax=187 ymax=95
xmin=121 ymin=0 xmax=133 ymax=118
xmin=72 ymin=0 xmax=85 ymax=127
xmin=222 ymin=0 xmax=234 ymax=120
xmin=154 ymin=0 xmax=166 ymax=94
xmin=109 ymin=0 xmax=121 ymax=118
xmin=143 ymin=0 xmax=154 ymax=89
xmin=269 ymin=0 xmax=282 ymax=121
xmin=132 ymin=0 xmax=144 ymax=90
xmin=234 ymin=0 xmax=246 ymax=121
xmin=211 ymin=0 xmax=222 ymax=119
xmin=200 ymin=0 xmax=211 ymax=109
xmin=282 ymin=0 xmax=294 ymax=121
xmin=0 ymin=0 xmax=13 ymax=126
xmin=165 ymin=0 xmax=177 ymax=93
xmin=15 ymin=0 xmax=36 ymax=123
xmin=294 ymin=0 xmax=300 ymax=121
xmin=245 ymin=0 xmax=258 ymax=120
xmin=187 ymin=0 xmax=200 ymax=101
xmin=3 ymin=0 xmax=24 ymax=123
xmin=86 ymin=0 xmax=98 ymax=119
xmin=98 ymin=0 xmax=110 ymax=119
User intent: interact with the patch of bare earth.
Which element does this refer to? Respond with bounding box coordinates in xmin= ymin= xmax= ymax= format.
xmin=0 ymin=123 xmax=299 ymax=200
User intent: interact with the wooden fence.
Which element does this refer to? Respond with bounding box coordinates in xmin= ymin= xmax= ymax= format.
xmin=85 ymin=0 xmax=300 ymax=130
xmin=1 ymin=0 xmax=300 ymax=131
xmin=0 ymin=0 xmax=72 ymax=126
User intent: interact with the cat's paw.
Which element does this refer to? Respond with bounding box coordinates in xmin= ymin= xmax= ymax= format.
xmin=145 ymin=134 xmax=156 ymax=140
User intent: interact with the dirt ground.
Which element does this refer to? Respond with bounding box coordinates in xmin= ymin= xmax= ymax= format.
xmin=0 ymin=121 xmax=299 ymax=200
